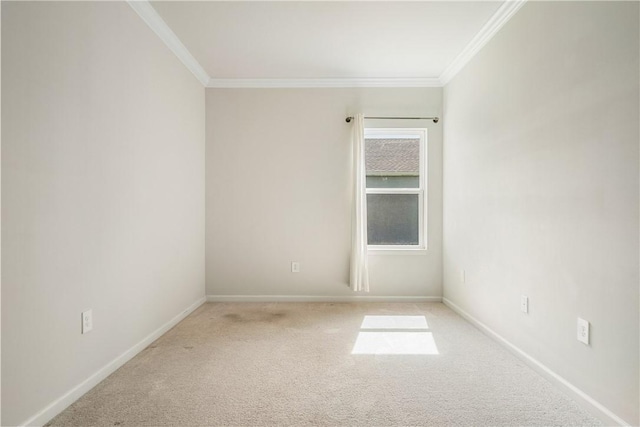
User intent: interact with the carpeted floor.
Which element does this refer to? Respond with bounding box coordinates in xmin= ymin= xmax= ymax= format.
xmin=48 ymin=302 xmax=601 ymax=426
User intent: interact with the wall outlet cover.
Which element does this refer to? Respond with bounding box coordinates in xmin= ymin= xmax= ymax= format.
xmin=291 ymin=262 xmax=300 ymax=273
xmin=520 ymin=295 xmax=529 ymax=313
xmin=82 ymin=309 xmax=93 ymax=334
xmin=577 ymin=317 xmax=589 ymax=345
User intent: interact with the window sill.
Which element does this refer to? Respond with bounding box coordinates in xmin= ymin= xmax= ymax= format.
xmin=367 ymin=248 xmax=428 ymax=256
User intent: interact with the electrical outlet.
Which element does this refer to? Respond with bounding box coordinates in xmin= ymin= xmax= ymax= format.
xmin=460 ymin=270 xmax=465 ymax=284
xmin=82 ymin=309 xmax=93 ymax=334
xmin=577 ymin=317 xmax=589 ymax=345
xmin=520 ymin=296 xmax=529 ymax=313
xmin=291 ymin=262 xmax=300 ymax=273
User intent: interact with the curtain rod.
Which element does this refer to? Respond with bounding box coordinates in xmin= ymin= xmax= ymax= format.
xmin=345 ymin=116 xmax=439 ymax=124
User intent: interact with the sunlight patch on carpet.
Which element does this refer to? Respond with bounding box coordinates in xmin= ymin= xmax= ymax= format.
xmin=360 ymin=315 xmax=429 ymax=330
xmin=351 ymin=331 xmax=439 ymax=355
xmin=353 ymin=315 xmax=438 ymax=355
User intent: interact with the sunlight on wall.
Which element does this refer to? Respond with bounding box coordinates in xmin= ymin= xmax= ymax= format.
xmin=352 ymin=315 xmax=439 ymax=355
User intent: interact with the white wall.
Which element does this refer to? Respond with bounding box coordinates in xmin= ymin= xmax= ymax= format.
xmin=1 ymin=4 xmax=3 ymax=423
xmin=206 ymin=88 xmax=442 ymax=298
xmin=1 ymin=2 xmax=205 ymax=425
xmin=443 ymin=2 xmax=638 ymax=424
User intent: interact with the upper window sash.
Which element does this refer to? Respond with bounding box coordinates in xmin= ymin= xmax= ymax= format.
xmin=364 ymin=128 xmax=426 ymax=192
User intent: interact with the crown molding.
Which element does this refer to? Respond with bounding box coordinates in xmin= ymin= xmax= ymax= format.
xmin=129 ymin=0 xmax=525 ymax=89
xmin=439 ymin=0 xmax=527 ymax=85
xmin=207 ymin=77 xmax=443 ymax=89
xmin=127 ymin=0 xmax=210 ymax=86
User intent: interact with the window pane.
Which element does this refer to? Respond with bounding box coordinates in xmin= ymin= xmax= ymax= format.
xmin=365 ymin=138 xmax=420 ymax=188
xmin=367 ymin=194 xmax=419 ymax=245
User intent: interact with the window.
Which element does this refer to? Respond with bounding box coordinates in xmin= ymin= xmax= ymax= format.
xmin=365 ymin=128 xmax=426 ymax=250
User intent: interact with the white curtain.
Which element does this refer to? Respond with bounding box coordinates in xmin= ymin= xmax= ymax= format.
xmin=350 ymin=113 xmax=370 ymax=292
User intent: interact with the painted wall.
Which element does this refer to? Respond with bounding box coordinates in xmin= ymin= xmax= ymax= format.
xmin=206 ymin=88 xmax=442 ymax=298
xmin=443 ymin=2 xmax=639 ymax=424
xmin=1 ymin=2 xmax=205 ymax=425
xmin=1 ymin=4 xmax=3 ymax=423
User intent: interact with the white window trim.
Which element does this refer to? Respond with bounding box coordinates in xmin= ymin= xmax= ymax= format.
xmin=364 ymin=128 xmax=428 ymax=253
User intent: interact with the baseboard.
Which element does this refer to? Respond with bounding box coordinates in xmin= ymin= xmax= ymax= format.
xmin=206 ymin=294 xmax=442 ymax=303
xmin=442 ymin=297 xmax=631 ymax=427
xmin=20 ymin=296 xmax=207 ymax=427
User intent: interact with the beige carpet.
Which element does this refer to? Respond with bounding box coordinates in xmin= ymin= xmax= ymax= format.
xmin=47 ymin=302 xmax=601 ymax=426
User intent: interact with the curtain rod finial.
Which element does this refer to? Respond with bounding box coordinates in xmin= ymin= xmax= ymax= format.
xmin=433 ymin=117 xmax=439 ymax=124
xmin=345 ymin=117 xmax=353 ymax=123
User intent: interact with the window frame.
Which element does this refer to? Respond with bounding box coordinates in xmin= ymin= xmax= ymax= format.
xmin=364 ymin=128 xmax=427 ymax=252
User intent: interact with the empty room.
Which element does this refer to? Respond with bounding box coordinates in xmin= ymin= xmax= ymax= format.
xmin=2 ymin=1 xmax=638 ymax=426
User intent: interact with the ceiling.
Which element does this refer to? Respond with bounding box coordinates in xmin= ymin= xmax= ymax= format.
xmin=149 ymin=1 xmax=508 ymax=85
